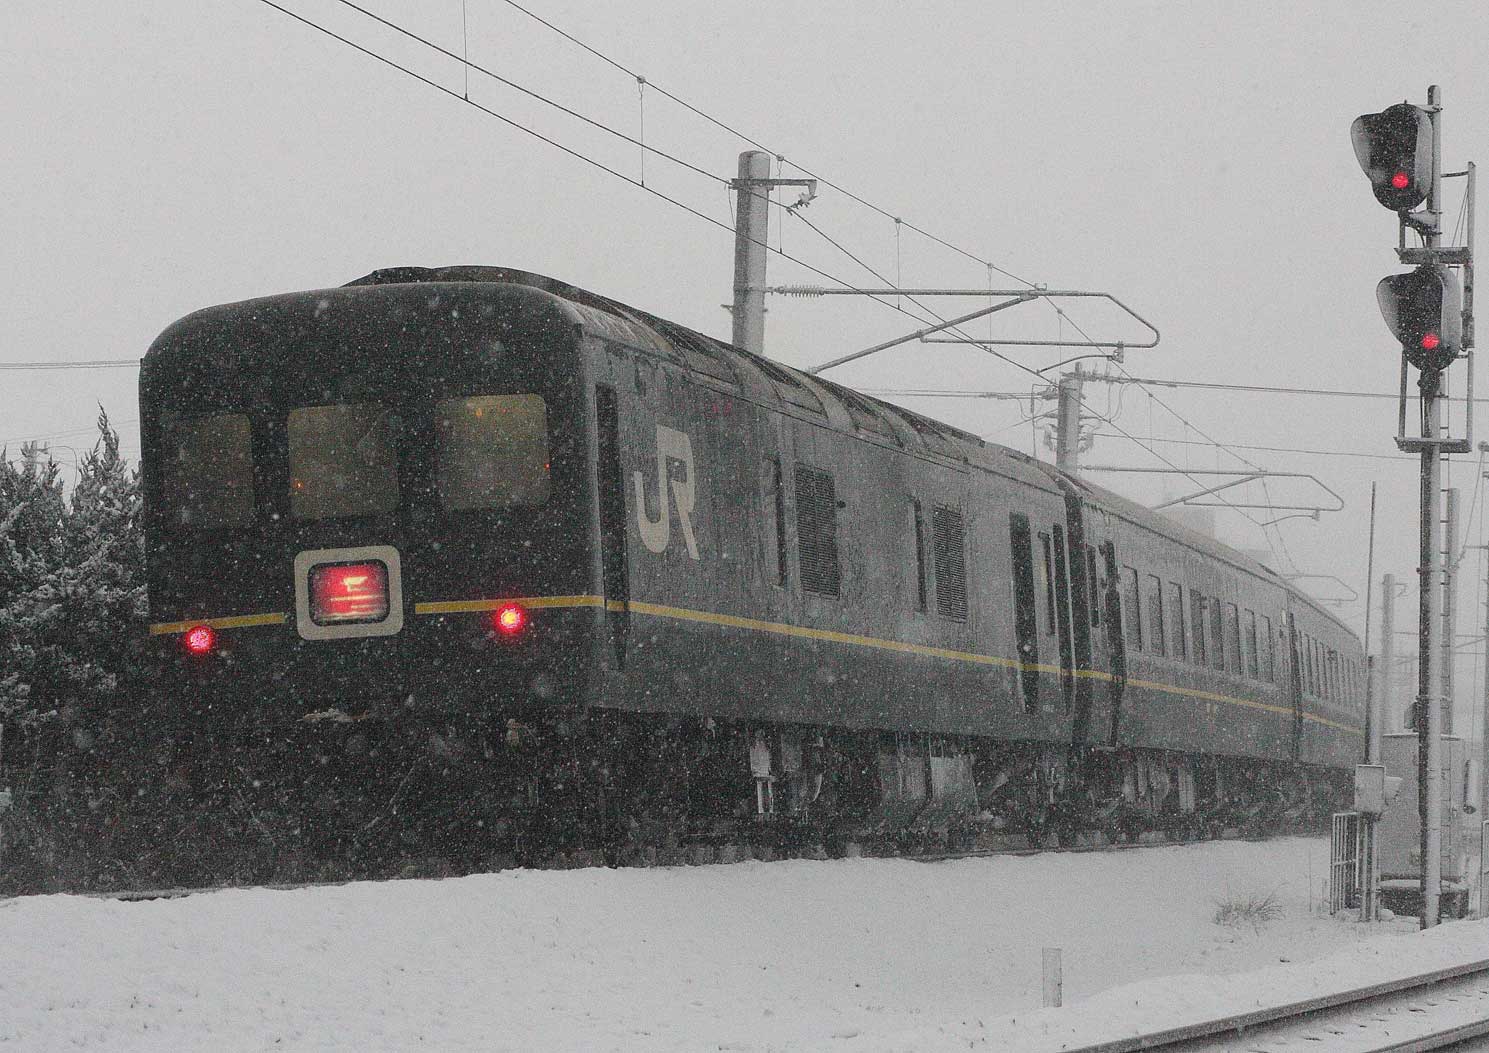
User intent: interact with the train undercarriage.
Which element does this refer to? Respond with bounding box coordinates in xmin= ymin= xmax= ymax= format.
xmin=141 ymin=704 xmax=1347 ymax=887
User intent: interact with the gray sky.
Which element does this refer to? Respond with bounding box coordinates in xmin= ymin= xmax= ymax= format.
xmin=6 ymin=1 xmax=1489 ymax=713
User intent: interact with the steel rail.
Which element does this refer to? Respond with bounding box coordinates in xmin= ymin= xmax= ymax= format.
xmin=1064 ymin=955 xmax=1489 ymax=1053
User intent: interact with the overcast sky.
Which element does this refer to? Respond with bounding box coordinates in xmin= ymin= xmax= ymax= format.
xmin=6 ymin=1 xmax=1489 ymax=717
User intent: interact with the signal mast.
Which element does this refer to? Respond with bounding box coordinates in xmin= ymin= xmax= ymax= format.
xmin=1350 ymin=86 xmax=1476 ymax=928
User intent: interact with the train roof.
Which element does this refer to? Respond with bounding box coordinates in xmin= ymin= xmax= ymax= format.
xmin=347 ymin=265 xmax=1060 ymax=492
xmin=346 ymin=266 xmax=1356 ymax=643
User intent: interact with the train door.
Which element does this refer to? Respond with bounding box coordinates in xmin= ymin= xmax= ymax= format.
xmin=594 ymin=383 xmax=629 ymax=666
xmin=1284 ymin=610 xmax=1304 ymax=760
xmin=1099 ymin=537 xmax=1128 ymax=745
xmin=1037 ymin=519 xmax=1076 ymax=710
xmin=1059 ymin=489 xmax=1095 ymax=744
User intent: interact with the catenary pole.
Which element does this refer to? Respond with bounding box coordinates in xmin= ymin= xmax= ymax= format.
xmin=1055 ymin=370 xmax=1084 ymax=473
xmin=731 ymin=150 xmax=772 ymax=355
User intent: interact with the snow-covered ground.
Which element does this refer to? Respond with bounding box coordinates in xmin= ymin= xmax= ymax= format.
xmin=1 ymin=836 xmax=1483 ymax=1051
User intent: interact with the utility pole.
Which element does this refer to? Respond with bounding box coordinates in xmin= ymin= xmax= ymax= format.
xmin=1054 ymin=369 xmax=1085 ymax=473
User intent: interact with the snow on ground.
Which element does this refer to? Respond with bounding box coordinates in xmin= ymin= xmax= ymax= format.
xmin=0 ymin=836 xmax=1479 ymax=1051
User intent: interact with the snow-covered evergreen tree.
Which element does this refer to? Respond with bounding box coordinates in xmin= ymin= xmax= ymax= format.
xmin=0 ymin=413 xmax=148 ymax=892
xmin=0 ymin=443 xmax=67 ymax=727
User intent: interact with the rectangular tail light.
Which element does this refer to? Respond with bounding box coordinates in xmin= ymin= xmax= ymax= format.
xmin=308 ymin=560 xmax=390 ymax=625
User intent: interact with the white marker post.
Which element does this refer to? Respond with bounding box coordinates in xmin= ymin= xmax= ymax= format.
xmin=1042 ymin=947 xmax=1063 ymax=1008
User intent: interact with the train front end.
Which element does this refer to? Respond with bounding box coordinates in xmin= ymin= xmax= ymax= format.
xmin=140 ymin=277 xmax=600 ymax=728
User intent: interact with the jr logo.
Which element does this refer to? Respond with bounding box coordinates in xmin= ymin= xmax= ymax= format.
xmin=633 ymin=424 xmax=700 ymax=560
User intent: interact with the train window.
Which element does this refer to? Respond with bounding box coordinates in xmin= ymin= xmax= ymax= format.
xmin=161 ymin=412 xmax=255 ymax=529
xmin=1008 ymin=513 xmax=1040 ymax=710
xmin=1188 ymin=589 xmax=1207 ymax=666
xmin=1144 ymin=574 xmax=1165 ymax=657
xmin=1086 ymin=546 xmax=1101 ymax=627
xmin=435 ymin=395 xmax=551 ymax=510
xmin=1208 ymin=596 xmax=1225 ymax=671
xmin=1242 ymin=610 xmax=1259 ymax=679
xmin=770 ymin=458 xmax=788 ymax=587
xmin=1168 ymin=582 xmax=1186 ymax=660
xmin=288 ymin=403 xmax=401 ymax=520
xmin=1121 ymin=567 xmax=1142 ymax=651
xmin=794 ymin=464 xmax=840 ymax=596
xmin=1223 ymin=604 xmax=1241 ymax=674
xmin=1261 ymin=616 xmax=1275 ymax=682
xmin=910 ymin=499 xmax=928 ymax=610
xmin=933 ymin=507 xmax=968 ymax=621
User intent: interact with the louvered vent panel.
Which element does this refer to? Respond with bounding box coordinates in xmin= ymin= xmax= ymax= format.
xmin=794 ymin=464 xmax=840 ymax=596
xmin=932 ymin=505 xmax=967 ymax=620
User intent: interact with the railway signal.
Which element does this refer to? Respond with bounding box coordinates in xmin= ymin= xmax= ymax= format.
xmin=1351 ymin=103 xmax=1433 ymax=212
xmin=1350 ymin=85 xmax=1478 ymax=930
xmin=1376 ymin=265 xmax=1463 ymax=373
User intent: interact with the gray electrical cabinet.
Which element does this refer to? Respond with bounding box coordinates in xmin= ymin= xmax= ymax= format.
xmin=1378 ymin=732 xmax=1469 ymax=882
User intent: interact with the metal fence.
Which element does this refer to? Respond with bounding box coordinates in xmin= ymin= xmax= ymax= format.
xmin=1330 ymin=811 xmax=1364 ymax=915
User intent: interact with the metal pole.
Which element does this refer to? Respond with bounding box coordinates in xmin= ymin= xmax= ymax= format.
xmin=1055 ymin=370 xmax=1084 ymax=474
xmin=731 ymin=150 xmax=772 ymax=355
xmin=1482 ymin=538 xmax=1489 ymax=823
xmin=1420 ymin=386 xmax=1444 ymax=928
xmin=1377 ymin=573 xmax=1395 ymax=766
xmin=1444 ymin=488 xmax=1459 ymax=737
xmin=1418 ymin=83 xmax=1445 ymax=930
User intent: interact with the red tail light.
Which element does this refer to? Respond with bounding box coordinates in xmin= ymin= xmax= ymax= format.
xmin=309 ymin=561 xmax=390 ymax=625
xmin=493 ymin=602 xmax=527 ymax=635
xmin=184 ymin=625 xmax=216 ymax=655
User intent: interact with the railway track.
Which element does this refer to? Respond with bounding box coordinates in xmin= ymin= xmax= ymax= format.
xmin=1068 ymin=956 xmax=1489 ymax=1053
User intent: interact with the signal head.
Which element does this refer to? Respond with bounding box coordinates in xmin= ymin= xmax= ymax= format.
xmin=1376 ymin=264 xmax=1462 ymax=372
xmin=1350 ymin=103 xmax=1432 ymax=212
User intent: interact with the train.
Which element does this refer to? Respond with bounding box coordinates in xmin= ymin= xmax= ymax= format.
xmin=140 ymin=265 xmax=1363 ymax=871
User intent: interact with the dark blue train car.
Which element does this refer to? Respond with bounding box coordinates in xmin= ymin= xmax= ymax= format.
xmin=141 ymin=266 xmax=1360 ymax=859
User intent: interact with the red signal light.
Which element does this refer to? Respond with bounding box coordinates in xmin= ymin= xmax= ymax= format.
xmin=184 ymin=624 xmax=216 ymax=655
xmin=1421 ymin=332 xmax=1441 ymax=350
xmin=494 ymin=603 xmax=527 ymax=635
xmin=309 ymin=561 xmax=390 ymax=625
xmin=1391 ymin=170 xmax=1411 ymax=190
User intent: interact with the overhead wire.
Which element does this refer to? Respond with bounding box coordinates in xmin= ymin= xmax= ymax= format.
xmin=258 ymin=0 xmax=1309 ymax=559
xmin=250 ymin=0 xmax=930 ymax=325
xmin=1089 ymin=431 xmax=1416 ymax=462
xmin=496 ymin=0 xmax=1033 ymax=286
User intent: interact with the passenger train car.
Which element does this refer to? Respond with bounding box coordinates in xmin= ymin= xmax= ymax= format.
xmin=140 ymin=266 xmax=1363 ymax=862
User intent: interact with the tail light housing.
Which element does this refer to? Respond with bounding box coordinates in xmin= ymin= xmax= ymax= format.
xmin=294 ymin=545 xmax=405 ymax=641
